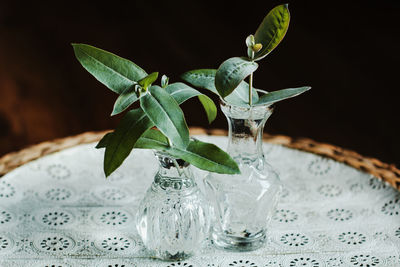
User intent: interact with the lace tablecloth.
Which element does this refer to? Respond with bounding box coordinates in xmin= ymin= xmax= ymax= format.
xmin=0 ymin=135 xmax=399 ymax=267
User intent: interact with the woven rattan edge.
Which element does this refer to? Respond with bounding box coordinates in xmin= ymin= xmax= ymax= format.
xmin=195 ymin=128 xmax=400 ymax=190
xmin=0 ymin=130 xmax=110 ymax=177
xmin=1 ymin=127 xmax=399 ymax=191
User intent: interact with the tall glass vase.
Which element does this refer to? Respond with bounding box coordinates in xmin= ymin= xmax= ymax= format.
xmin=204 ymin=99 xmax=282 ymax=251
xmin=136 ymin=152 xmax=209 ymax=261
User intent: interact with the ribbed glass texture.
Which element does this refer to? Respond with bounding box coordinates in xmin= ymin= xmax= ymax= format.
xmin=136 ymin=152 xmax=209 ymax=260
xmin=204 ymin=99 xmax=282 ymax=251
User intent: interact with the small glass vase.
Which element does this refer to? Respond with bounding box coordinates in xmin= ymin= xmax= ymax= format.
xmin=204 ymin=98 xmax=282 ymax=251
xmin=136 ymin=151 xmax=209 ymax=261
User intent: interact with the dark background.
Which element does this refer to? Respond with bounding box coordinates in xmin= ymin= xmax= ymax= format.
xmin=0 ymin=1 xmax=399 ymax=166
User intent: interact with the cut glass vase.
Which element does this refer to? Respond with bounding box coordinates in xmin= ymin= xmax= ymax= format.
xmin=136 ymin=152 xmax=209 ymax=260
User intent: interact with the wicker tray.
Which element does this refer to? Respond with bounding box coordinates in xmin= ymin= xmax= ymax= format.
xmin=1 ymin=127 xmax=399 ymax=191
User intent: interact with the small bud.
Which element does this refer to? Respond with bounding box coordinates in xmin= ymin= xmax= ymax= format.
xmin=252 ymin=43 xmax=263 ymax=53
xmin=246 ymin=34 xmax=255 ymax=48
xmin=134 ymin=84 xmax=142 ymax=97
xmin=161 ymin=74 xmax=169 ymax=88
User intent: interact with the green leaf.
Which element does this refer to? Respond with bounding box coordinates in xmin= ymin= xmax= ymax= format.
xmin=166 ymin=82 xmax=217 ymax=123
xmin=181 ymin=69 xmax=219 ymax=95
xmin=253 ymin=4 xmax=290 ymax=61
xmin=111 ymin=84 xmax=139 ymax=116
xmin=198 ymin=95 xmax=217 ymax=123
xmin=166 ymin=83 xmax=201 ymax=104
xmin=215 ymin=57 xmax=258 ymax=99
xmin=168 ymin=139 xmax=240 ymax=174
xmin=95 ymin=132 xmax=113 ymax=149
xmin=138 ymin=72 xmax=158 ymax=89
xmin=256 ymin=86 xmax=311 ymax=106
xmin=181 ymin=69 xmax=258 ymax=106
xmin=161 ymin=75 xmax=169 ymax=88
xmin=140 ymin=85 xmax=190 ymax=149
xmin=104 ymin=108 xmax=154 ymax=177
xmin=134 ymin=129 xmax=170 ymax=150
xmin=72 ymin=44 xmax=147 ymax=94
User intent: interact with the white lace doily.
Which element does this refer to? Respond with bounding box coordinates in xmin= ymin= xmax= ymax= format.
xmin=0 ymin=135 xmax=399 ymax=267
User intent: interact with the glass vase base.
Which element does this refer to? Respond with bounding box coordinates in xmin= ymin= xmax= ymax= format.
xmin=211 ymin=231 xmax=266 ymax=252
xmin=152 ymin=251 xmax=192 ymax=261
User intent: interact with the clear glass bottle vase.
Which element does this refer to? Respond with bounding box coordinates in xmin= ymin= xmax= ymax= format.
xmin=204 ymin=99 xmax=282 ymax=251
xmin=136 ymin=152 xmax=209 ymax=261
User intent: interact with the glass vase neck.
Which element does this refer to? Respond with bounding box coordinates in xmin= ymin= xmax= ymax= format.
xmin=220 ymin=99 xmax=273 ymax=163
xmin=153 ymin=152 xmax=195 ymax=192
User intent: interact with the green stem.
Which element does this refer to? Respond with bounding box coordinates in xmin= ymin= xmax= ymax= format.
xmin=249 ymin=72 xmax=253 ymax=106
xmin=172 ymin=158 xmax=184 ymax=177
xmin=249 ymin=51 xmax=254 ymax=106
xmin=166 ymin=137 xmax=183 ymax=175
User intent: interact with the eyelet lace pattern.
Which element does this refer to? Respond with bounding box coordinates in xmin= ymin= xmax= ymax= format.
xmin=0 ymin=139 xmax=398 ymax=266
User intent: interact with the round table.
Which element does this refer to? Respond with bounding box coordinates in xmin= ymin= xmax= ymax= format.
xmin=0 ymin=131 xmax=399 ymax=266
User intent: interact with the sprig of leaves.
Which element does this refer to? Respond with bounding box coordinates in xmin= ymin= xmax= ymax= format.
xmin=72 ymin=44 xmax=239 ymax=176
xmin=181 ymin=4 xmax=311 ymax=106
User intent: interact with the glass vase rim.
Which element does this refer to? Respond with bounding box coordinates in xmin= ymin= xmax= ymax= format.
xmin=219 ymin=89 xmax=274 ymax=110
xmin=153 ymin=150 xmax=189 ymax=168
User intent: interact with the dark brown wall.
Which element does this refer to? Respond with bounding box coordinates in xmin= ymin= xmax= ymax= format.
xmin=0 ymin=1 xmax=399 ymax=166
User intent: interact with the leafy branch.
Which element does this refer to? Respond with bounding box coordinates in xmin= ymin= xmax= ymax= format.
xmin=181 ymin=4 xmax=311 ymax=107
xmin=72 ymin=44 xmax=239 ymax=176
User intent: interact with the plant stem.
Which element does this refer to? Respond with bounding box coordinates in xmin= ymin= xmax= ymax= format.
xmin=249 ymin=72 xmax=253 ymax=106
xmin=249 ymin=51 xmax=254 ymax=106
xmin=172 ymin=158 xmax=184 ymax=177
xmin=167 ymin=137 xmax=184 ymax=175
